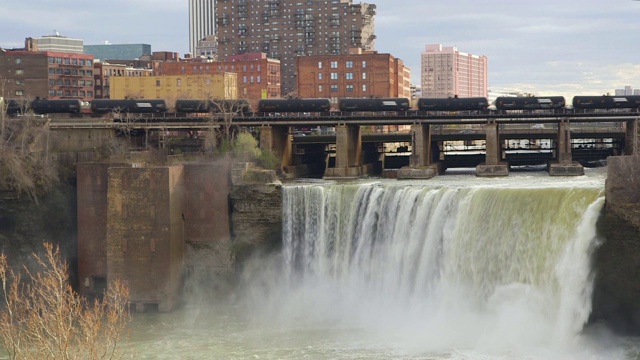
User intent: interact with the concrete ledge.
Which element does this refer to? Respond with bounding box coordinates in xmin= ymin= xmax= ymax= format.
xmin=397 ymin=165 xmax=438 ymax=179
xmin=476 ymin=163 xmax=509 ymax=177
xmin=323 ymin=163 xmax=374 ymax=179
xmin=283 ymin=164 xmax=310 ymax=179
xmin=548 ymin=162 xmax=584 ymax=176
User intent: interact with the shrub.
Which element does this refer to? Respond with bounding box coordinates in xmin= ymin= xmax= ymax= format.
xmin=0 ymin=243 xmax=131 ymax=360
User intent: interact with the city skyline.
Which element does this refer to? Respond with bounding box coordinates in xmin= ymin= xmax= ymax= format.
xmin=1 ymin=0 xmax=640 ymax=99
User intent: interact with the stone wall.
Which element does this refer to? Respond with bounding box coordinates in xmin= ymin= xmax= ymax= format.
xmin=592 ymin=155 xmax=640 ymax=334
xmin=229 ymin=166 xmax=283 ymax=264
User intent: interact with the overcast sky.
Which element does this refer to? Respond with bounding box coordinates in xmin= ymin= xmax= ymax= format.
xmin=1 ymin=0 xmax=639 ymax=99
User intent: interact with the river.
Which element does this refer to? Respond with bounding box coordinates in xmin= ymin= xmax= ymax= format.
xmin=126 ymin=167 xmax=640 ymax=359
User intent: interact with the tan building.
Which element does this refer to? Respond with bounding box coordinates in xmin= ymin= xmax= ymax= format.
xmin=110 ymin=73 xmax=237 ymax=108
xmin=0 ymin=48 xmax=95 ymax=101
xmin=421 ymin=44 xmax=488 ymax=98
xmin=154 ymin=53 xmax=281 ymax=110
xmin=94 ymin=62 xmax=153 ymax=99
xmin=216 ymin=0 xmax=377 ymax=95
xmin=296 ymin=50 xmax=411 ymax=106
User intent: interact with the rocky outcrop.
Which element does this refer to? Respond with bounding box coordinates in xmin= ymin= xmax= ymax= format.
xmin=591 ymin=155 xmax=640 ymax=334
xmin=229 ymin=163 xmax=283 ymax=264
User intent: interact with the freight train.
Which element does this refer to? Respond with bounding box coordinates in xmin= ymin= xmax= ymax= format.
xmin=3 ymin=95 xmax=640 ymax=117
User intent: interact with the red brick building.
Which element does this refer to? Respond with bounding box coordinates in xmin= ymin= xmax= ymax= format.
xmin=154 ymin=52 xmax=280 ymax=110
xmin=296 ymin=50 xmax=411 ymax=107
xmin=0 ymin=48 xmax=95 ymax=101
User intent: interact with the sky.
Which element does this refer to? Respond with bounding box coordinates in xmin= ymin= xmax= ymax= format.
xmin=1 ymin=0 xmax=640 ymax=99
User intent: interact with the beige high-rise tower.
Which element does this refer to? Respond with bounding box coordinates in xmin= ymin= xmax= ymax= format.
xmin=216 ymin=0 xmax=376 ymax=95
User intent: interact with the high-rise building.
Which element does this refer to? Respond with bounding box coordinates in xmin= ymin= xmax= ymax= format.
xmin=614 ymin=86 xmax=640 ymax=96
xmin=216 ymin=0 xmax=376 ymax=95
xmin=189 ymin=0 xmax=216 ymax=57
xmin=25 ymin=33 xmax=84 ymax=54
xmin=421 ymin=44 xmax=488 ymax=98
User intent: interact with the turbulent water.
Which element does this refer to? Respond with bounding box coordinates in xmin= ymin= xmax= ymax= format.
xmin=124 ymin=168 xmax=640 ymax=359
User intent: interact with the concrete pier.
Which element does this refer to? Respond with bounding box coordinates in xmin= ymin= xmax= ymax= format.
xmin=398 ymin=124 xmax=442 ymax=179
xmin=477 ymin=122 xmax=509 ymax=177
xmin=548 ymin=120 xmax=584 ymax=176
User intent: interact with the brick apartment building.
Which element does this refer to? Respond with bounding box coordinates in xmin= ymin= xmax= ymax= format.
xmin=0 ymin=48 xmax=95 ymax=101
xmin=154 ymin=52 xmax=281 ymax=109
xmin=215 ymin=0 xmax=377 ymax=95
xmin=296 ymin=50 xmax=411 ymax=106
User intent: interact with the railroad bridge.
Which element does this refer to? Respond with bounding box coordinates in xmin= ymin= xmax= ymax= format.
xmin=48 ymin=111 xmax=638 ymax=178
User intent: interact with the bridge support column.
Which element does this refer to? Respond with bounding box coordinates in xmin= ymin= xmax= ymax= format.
xmin=259 ymin=126 xmax=294 ymax=175
xmin=324 ymin=125 xmax=372 ymax=178
xmin=398 ymin=124 xmax=442 ymax=179
xmin=477 ymin=122 xmax=509 ymax=177
xmin=625 ymin=118 xmax=638 ymax=155
xmin=549 ymin=120 xmax=584 ymax=176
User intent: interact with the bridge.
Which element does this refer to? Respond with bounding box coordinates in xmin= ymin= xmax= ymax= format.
xmin=46 ymin=110 xmax=639 ymax=179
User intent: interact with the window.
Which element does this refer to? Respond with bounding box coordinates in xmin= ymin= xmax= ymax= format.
xmin=257 ymin=76 xmax=261 ymax=83
xmin=15 ymin=70 xmax=23 ymax=75
xmin=15 ymin=90 xmax=23 ymax=96
xmin=243 ymin=76 xmax=247 ymax=83
xmin=362 ymin=72 xmax=367 ymax=80
xmin=318 ymin=72 xmax=323 ymax=80
xmin=330 ymin=84 xmax=338 ymax=92
xmin=346 ymin=84 xmax=354 ymax=92
xmin=15 ymin=79 xmax=24 ymax=85
xmin=362 ymin=61 xmax=367 ymax=68
xmin=318 ymin=61 xmax=323 ymax=69
xmin=346 ymin=61 xmax=353 ymax=68
xmin=156 ymin=79 xmax=161 ymax=86
xmin=330 ymin=61 xmax=338 ymax=68
xmin=318 ymin=85 xmax=323 ymax=92
xmin=330 ymin=72 xmax=338 ymax=80
xmin=177 ymin=79 xmax=182 ymax=86
xmin=15 ymin=58 xmax=22 ymax=64
xmin=362 ymin=84 xmax=367 ymax=92
xmin=346 ymin=72 xmax=353 ymax=80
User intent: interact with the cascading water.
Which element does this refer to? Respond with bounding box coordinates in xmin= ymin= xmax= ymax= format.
xmin=122 ymin=170 xmax=639 ymax=360
xmin=275 ymin=180 xmax=610 ymax=358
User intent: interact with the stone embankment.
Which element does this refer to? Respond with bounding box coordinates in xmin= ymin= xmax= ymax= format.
xmin=592 ymin=155 xmax=640 ymax=334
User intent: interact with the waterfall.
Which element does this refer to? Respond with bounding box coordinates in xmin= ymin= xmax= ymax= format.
xmin=279 ymin=181 xmax=605 ymax=353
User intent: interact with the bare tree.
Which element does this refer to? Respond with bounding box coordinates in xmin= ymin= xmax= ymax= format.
xmin=0 ymin=80 xmax=58 ymax=201
xmin=203 ymin=98 xmax=251 ymax=153
xmin=0 ymin=243 xmax=131 ymax=360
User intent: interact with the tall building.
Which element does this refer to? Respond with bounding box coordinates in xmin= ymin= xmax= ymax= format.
xmin=421 ymin=44 xmax=488 ymax=98
xmin=84 ymin=43 xmax=152 ymax=61
xmin=614 ymin=86 xmax=640 ymax=96
xmin=216 ymin=0 xmax=376 ymax=95
xmin=296 ymin=50 xmax=411 ymax=106
xmin=189 ymin=0 xmax=216 ymax=57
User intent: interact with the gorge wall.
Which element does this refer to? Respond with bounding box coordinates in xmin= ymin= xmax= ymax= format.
xmin=592 ymin=155 xmax=640 ymax=333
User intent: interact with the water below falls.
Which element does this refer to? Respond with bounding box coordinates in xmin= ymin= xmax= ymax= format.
xmin=126 ymin=169 xmax=640 ymax=359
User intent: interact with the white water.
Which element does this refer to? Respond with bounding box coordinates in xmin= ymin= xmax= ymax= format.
xmin=124 ymin=168 xmax=640 ymax=359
